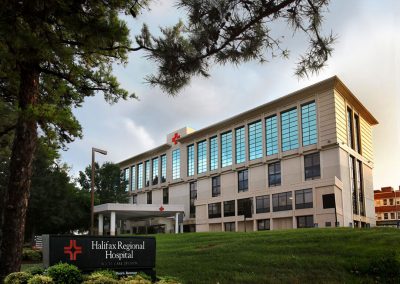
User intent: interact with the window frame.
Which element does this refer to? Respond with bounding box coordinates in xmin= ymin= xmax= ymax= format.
xmin=256 ymin=195 xmax=270 ymax=214
xmin=268 ymin=162 xmax=281 ymax=187
xmin=212 ymin=176 xmax=221 ymax=197
xmin=238 ymin=169 xmax=248 ymax=192
xmin=295 ymin=188 xmax=313 ymax=209
xmin=272 ymin=191 xmax=292 ymax=212
xmin=208 ymin=202 xmax=222 ymax=219
xmin=304 ymin=152 xmax=321 ymax=180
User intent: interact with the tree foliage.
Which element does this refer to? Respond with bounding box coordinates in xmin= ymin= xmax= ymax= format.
xmin=78 ymin=162 xmax=129 ymax=205
xmin=0 ymin=0 xmax=334 ymax=276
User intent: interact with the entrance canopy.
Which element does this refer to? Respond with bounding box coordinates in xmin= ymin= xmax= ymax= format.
xmin=94 ymin=203 xmax=185 ymax=235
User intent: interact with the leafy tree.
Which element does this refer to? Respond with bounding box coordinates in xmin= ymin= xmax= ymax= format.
xmin=0 ymin=0 xmax=334 ymax=276
xmin=78 ymin=162 xmax=129 ymax=204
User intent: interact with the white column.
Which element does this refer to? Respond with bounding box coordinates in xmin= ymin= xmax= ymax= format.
xmin=180 ymin=223 xmax=183 ymax=233
xmin=175 ymin=213 xmax=179 ymax=234
xmin=110 ymin=211 xmax=116 ymax=236
xmin=98 ymin=214 xmax=104 ymax=236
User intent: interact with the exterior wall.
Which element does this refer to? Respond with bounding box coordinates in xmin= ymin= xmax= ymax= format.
xmin=117 ymin=77 xmax=378 ymax=232
xmin=374 ymin=187 xmax=400 ymax=227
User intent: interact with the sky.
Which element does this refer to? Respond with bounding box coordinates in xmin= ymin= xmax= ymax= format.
xmin=61 ymin=0 xmax=400 ymax=190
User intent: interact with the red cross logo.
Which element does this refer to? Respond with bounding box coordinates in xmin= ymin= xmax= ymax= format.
xmin=159 ymin=206 xmax=165 ymax=212
xmin=171 ymin=133 xmax=180 ymax=145
xmin=64 ymin=240 xmax=82 ymax=261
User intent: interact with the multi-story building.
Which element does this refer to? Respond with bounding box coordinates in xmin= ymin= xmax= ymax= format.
xmin=95 ymin=76 xmax=378 ymax=235
xmin=374 ymin=186 xmax=400 ymax=227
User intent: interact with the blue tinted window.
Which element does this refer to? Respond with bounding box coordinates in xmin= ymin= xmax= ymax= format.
xmin=137 ymin=163 xmax=143 ymax=189
xmin=265 ymin=115 xmax=278 ymax=155
xmin=161 ymin=154 xmax=167 ymax=183
xmin=198 ymin=140 xmax=207 ymax=174
xmin=235 ymin=127 xmax=245 ymax=164
xmin=249 ymin=120 xmax=262 ymax=160
xmin=123 ymin=168 xmax=129 ymax=192
xmin=221 ymin=131 xmax=232 ymax=167
xmin=209 ymin=136 xmax=218 ymax=171
xmin=131 ymin=165 xmax=136 ymax=191
xmin=281 ymin=108 xmax=299 ymax=151
xmin=152 ymin=157 xmax=159 ymax=185
xmin=301 ymin=101 xmax=317 ymax=146
xmin=172 ymin=149 xmax=180 ymax=179
xmin=145 ymin=160 xmax=150 ymax=187
xmin=187 ymin=144 xmax=194 ymax=176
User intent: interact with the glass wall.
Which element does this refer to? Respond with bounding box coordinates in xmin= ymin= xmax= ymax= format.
xmin=197 ymin=140 xmax=207 ymax=174
xmin=221 ymin=131 xmax=232 ymax=167
xmin=248 ymin=120 xmax=262 ymax=160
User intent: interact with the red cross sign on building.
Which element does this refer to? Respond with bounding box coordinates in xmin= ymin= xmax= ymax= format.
xmin=64 ymin=240 xmax=82 ymax=261
xmin=171 ymin=133 xmax=180 ymax=145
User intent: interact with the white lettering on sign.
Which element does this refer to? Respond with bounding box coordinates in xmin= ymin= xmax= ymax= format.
xmin=91 ymin=241 xmax=146 ymax=260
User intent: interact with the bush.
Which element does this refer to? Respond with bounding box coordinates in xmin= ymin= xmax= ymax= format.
xmin=82 ymin=276 xmax=119 ymax=284
xmin=45 ymin=263 xmax=82 ymax=284
xmin=27 ymin=275 xmax=54 ymax=284
xmin=156 ymin=276 xmax=182 ymax=284
xmin=26 ymin=266 xmax=45 ymax=276
xmin=120 ymin=274 xmax=152 ymax=284
xmin=87 ymin=270 xmax=118 ymax=280
xmin=4 ymin=271 xmax=32 ymax=284
xmin=22 ymin=249 xmax=42 ymax=262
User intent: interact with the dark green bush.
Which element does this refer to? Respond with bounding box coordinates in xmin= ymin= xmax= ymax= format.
xmin=22 ymin=249 xmax=42 ymax=261
xmin=45 ymin=263 xmax=82 ymax=284
xmin=87 ymin=270 xmax=118 ymax=280
xmin=26 ymin=266 xmax=45 ymax=275
xmin=120 ymin=274 xmax=152 ymax=284
xmin=351 ymin=251 xmax=400 ymax=281
xmin=27 ymin=275 xmax=54 ymax=284
xmin=4 ymin=271 xmax=32 ymax=284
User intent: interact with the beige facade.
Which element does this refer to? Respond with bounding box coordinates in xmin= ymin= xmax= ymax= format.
xmin=118 ymin=76 xmax=378 ymax=233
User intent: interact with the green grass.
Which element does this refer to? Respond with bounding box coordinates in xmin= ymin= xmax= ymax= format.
xmin=22 ymin=228 xmax=400 ymax=283
xmin=154 ymin=228 xmax=400 ymax=283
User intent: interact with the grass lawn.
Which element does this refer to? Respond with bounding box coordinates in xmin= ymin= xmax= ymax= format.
xmin=22 ymin=228 xmax=400 ymax=283
xmin=155 ymin=228 xmax=400 ymax=283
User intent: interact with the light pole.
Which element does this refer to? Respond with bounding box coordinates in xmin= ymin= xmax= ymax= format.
xmin=90 ymin=147 xmax=107 ymax=235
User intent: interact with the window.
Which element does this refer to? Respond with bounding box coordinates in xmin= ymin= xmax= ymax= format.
xmin=257 ymin=219 xmax=270 ymax=231
xmin=198 ymin=140 xmax=207 ymax=174
xmin=304 ymin=152 xmax=320 ymax=180
xmin=349 ymin=156 xmax=358 ymax=214
xmin=132 ymin=195 xmax=137 ymax=204
xmin=268 ymin=162 xmax=281 ymax=187
xmin=163 ymin=187 xmax=169 ymax=204
xmin=221 ymin=131 xmax=232 ymax=167
xmin=297 ymin=215 xmax=314 ymax=228
xmin=190 ymin=182 xmax=197 ymax=218
xmin=145 ymin=160 xmax=150 ymax=187
xmin=281 ymin=108 xmax=299 ymax=151
xmin=238 ymin=169 xmax=248 ymax=192
xmin=209 ymin=136 xmax=218 ymax=171
xmin=322 ymin=194 xmax=335 ymax=209
xmin=131 ymin=165 xmax=136 ymax=191
xmin=301 ymin=101 xmax=317 ymax=146
xmin=123 ymin=168 xmax=130 ymax=191
xmin=384 ymin=213 xmax=388 ymax=219
xmin=224 ymin=200 xmax=235 ymax=217
xmin=256 ymin=195 xmax=270 ymax=213
xmin=248 ymin=120 xmax=262 ymax=160
xmin=265 ymin=115 xmax=278 ymax=155
xmin=391 ymin=213 xmax=395 ymax=219
xmin=224 ymin=222 xmax=235 ymax=232
xmin=137 ymin=163 xmax=143 ymax=190
xmin=161 ymin=155 xmax=167 ymax=183
xmin=347 ymin=108 xmax=354 ymax=148
xmin=147 ymin=191 xmax=152 ymax=204
xmin=172 ymin=149 xmax=180 ymax=180
xmin=356 ymin=160 xmax=365 ymax=216
xmin=208 ymin=203 xmax=221 ymax=219
xmin=237 ymin=198 xmax=252 ymax=217
xmin=152 ymin=157 xmax=159 ymax=185
xmin=383 ymin=199 xmax=387 ymax=205
xmin=212 ymin=176 xmax=221 ymax=197
xmin=235 ymin=127 xmax=245 ymax=164
xmin=354 ymin=114 xmax=361 ymax=153
xmin=390 ymin=199 xmax=394 ymax=205
xmin=295 ymin=189 xmax=313 ymax=209
xmin=272 ymin=191 xmax=292 ymax=212
xmin=325 ymin=222 xmax=331 ymax=227
xmin=187 ymin=144 xmax=194 ymax=176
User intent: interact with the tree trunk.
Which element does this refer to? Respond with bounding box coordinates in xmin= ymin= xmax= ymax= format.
xmin=0 ymin=65 xmax=39 ymax=278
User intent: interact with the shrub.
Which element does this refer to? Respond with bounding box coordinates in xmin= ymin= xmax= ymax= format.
xmin=82 ymin=276 xmax=119 ymax=284
xmin=4 ymin=271 xmax=32 ymax=284
xmin=26 ymin=266 xmax=45 ymax=276
xmin=120 ymin=274 xmax=152 ymax=284
xmin=156 ymin=276 xmax=182 ymax=284
xmin=22 ymin=249 xmax=42 ymax=262
xmin=87 ymin=270 xmax=118 ymax=280
xmin=27 ymin=275 xmax=54 ymax=284
xmin=45 ymin=263 xmax=82 ymax=284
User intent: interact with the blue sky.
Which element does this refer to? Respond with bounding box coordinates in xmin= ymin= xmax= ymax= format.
xmin=61 ymin=0 xmax=400 ymax=190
